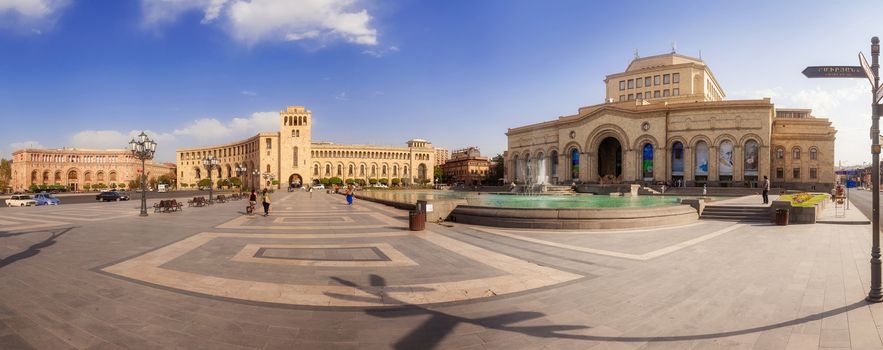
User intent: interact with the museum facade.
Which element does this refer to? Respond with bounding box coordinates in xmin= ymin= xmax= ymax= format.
xmin=505 ymin=52 xmax=836 ymax=190
xmin=9 ymin=148 xmax=174 ymax=192
xmin=176 ymin=106 xmax=437 ymax=189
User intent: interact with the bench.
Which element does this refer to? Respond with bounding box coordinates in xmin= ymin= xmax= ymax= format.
xmin=188 ymin=197 xmax=208 ymax=207
xmin=216 ymin=195 xmax=227 ymax=203
xmin=153 ymin=199 xmax=183 ymax=213
xmin=231 ymin=193 xmax=242 ymax=201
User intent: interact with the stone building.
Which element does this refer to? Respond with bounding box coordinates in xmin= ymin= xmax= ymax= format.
xmin=505 ymin=52 xmax=836 ymax=190
xmin=441 ymin=147 xmax=490 ymax=185
xmin=176 ymin=106 xmax=437 ymax=189
xmin=10 ymin=148 xmax=174 ymax=192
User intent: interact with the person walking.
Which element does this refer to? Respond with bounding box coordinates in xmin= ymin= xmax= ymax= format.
xmin=309 ymin=185 xmax=313 ymax=199
xmin=345 ymin=185 xmax=354 ymax=205
xmin=248 ymin=189 xmax=257 ymax=215
xmin=762 ymin=176 xmax=770 ymax=205
xmin=261 ymin=188 xmax=271 ymax=216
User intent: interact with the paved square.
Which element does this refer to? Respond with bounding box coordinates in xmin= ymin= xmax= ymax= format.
xmin=2 ymin=191 xmax=883 ymax=349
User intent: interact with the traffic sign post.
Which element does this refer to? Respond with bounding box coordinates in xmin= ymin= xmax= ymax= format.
xmin=805 ymin=36 xmax=883 ymax=302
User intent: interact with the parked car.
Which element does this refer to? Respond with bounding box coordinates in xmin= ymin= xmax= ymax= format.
xmin=311 ymin=184 xmax=325 ymax=190
xmin=34 ymin=192 xmax=60 ymax=206
xmin=96 ymin=191 xmax=130 ymax=202
xmin=6 ymin=195 xmax=37 ymax=207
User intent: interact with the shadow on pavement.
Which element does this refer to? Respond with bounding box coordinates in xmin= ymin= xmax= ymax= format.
xmin=327 ymin=274 xmax=870 ymax=349
xmin=0 ymin=227 xmax=71 ymax=269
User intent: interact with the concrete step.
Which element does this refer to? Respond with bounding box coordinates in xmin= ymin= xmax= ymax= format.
xmin=700 ymin=215 xmax=770 ymax=222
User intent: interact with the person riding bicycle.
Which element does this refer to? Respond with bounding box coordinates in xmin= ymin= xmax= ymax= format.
xmin=247 ymin=189 xmax=257 ymax=214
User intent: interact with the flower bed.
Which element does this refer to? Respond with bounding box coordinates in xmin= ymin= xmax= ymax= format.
xmin=778 ymin=193 xmax=828 ymax=207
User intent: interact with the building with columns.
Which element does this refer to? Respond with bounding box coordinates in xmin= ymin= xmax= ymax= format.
xmin=505 ymin=52 xmax=836 ymax=190
xmin=176 ymin=106 xmax=437 ymax=189
xmin=9 ymin=148 xmax=173 ymax=192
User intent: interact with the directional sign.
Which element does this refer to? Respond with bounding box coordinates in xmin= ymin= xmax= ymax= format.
xmin=860 ymin=52 xmax=875 ymax=84
xmin=802 ymin=66 xmax=866 ymax=78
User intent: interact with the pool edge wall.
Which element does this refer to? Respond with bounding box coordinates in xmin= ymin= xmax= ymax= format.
xmin=448 ymin=204 xmax=699 ymax=230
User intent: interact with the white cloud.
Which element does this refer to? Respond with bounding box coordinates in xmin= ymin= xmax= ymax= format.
xmin=240 ymin=90 xmax=257 ymax=96
xmin=0 ymin=0 xmax=69 ymax=32
xmin=334 ymin=92 xmax=348 ymax=100
xmin=141 ymin=0 xmax=379 ymax=46
xmin=9 ymin=140 xmax=45 ymax=150
xmin=361 ymin=45 xmax=399 ymax=58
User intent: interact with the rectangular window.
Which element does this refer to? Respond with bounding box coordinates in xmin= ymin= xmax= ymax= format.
xmin=810 ymin=168 xmax=818 ymax=179
xmin=619 ymin=81 xmax=625 ymax=90
xmin=654 ymin=75 xmax=660 ymax=85
xmin=654 ymin=90 xmax=661 ymax=98
xmin=619 ymin=95 xmax=625 ymax=101
xmin=644 ymin=77 xmax=651 ymax=86
xmin=672 ymin=88 xmax=680 ymax=96
xmin=636 ymin=92 xmax=642 ymax=100
xmin=673 ymin=73 xmax=680 ymax=83
xmin=663 ymin=74 xmax=670 ymax=84
xmin=636 ymin=78 xmax=643 ymax=88
xmin=663 ymin=89 xmax=670 ymax=97
xmin=793 ymin=168 xmax=800 ymax=179
xmin=627 ymin=79 xmax=634 ymax=89
xmin=627 ymin=93 xmax=633 ymax=100
xmin=266 ymin=138 xmax=272 ymax=149
xmin=776 ymin=168 xmax=784 ymax=179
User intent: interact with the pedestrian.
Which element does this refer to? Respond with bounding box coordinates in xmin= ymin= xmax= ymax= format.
xmin=247 ymin=189 xmax=257 ymax=215
xmin=261 ymin=188 xmax=271 ymax=216
xmin=309 ymin=185 xmax=313 ymax=199
xmin=762 ymin=175 xmax=770 ymax=205
xmin=345 ymin=185 xmax=354 ymax=205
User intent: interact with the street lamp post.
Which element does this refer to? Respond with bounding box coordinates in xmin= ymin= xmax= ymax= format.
xmin=869 ymin=37 xmax=882 ymax=302
xmin=202 ymin=155 xmax=220 ymax=203
xmin=251 ymin=170 xmax=259 ymax=191
xmin=235 ymin=165 xmax=247 ymax=196
xmin=129 ymin=132 xmax=157 ymax=217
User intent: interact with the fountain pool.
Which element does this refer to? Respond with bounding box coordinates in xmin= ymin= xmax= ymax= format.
xmin=358 ymin=190 xmax=720 ymax=209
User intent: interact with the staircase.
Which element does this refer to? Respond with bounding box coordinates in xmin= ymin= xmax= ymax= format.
xmin=544 ymin=185 xmax=575 ymax=194
xmin=700 ymin=205 xmax=770 ymax=223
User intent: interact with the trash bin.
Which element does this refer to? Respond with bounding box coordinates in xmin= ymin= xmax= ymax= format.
xmin=775 ymin=208 xmax=789 ymax=226
xmin=409 ymin=210 xmax=425 ymax=231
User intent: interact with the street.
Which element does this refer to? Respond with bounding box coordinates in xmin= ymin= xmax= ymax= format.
xmin=845 ymin=188 xmax=877 ymax=227
xmin=2 ymin=189 xmax=239 ymax=206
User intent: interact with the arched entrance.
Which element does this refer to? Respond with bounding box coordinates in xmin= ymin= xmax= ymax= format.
xmin=288 ymin=174 xmax=303 ymax=188
xmin=597 ymin=137 xmax=622 ymax=181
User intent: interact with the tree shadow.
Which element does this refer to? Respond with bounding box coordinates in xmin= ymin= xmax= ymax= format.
xmin=0 ymin=227 xmax=71 ymax=269
xmin=327 ymin=274 xmax=871 ymax=349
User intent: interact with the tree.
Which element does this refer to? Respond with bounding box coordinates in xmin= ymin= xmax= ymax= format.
xmin=229 ymin=177 xmax=242 ymax=188
xmin=198 ymin=178 xmax=212 ymax=188
xmin=369 ymin=178 xmax=378 ymax=185
xmin=148 ymin=177 xmax=158 ymax=189
xmin=419 ymin=178 xmax=431 ymax=185
xmin=128 ymin=180 xmax=139 ymax=190
xmin=180 ymin=183 xmax=189 ymax=188
xmin=391 ymin=178 xmax=401 ymax=186
xmin=157 ymin=174 xmax=171 ymax=185
xmin=329 ymin=177 xmax=343 ymax=185
xmin=434 ymin=166 xmax=444 ymax=183
xmin=0 ymin=158 xmax=11 ymax=191
xmin=355 ymin=179 xmax=366 ymax=186
xmin=345 ymin=178 xmax=355 ymax=185
xmin=320 ymin=178 xmax=331 ymax=186
xmin=490 ymin=153 xmax=505 ymax=184
xmin=271 ymin=179 xmax=280 ymax=186
xmin=110 ymin=183 xmax=117 ymax=189
xmin=83 ymin=183 xmax=92 ymax=191
xmin=379 ymin=178 xmax=389 ymax=186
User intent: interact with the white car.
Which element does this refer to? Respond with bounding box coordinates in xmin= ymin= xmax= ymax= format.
xmin=311 ymin=184 xmax=325 ymax=190
xmin=6 ymin=195 xmax=37 ymax=207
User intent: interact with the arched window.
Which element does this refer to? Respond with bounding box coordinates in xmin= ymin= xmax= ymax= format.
xmin=776 ymin=147 xmax=784 ymax=159
xmin=360 ymin=164 xmax=366 ymax=176
xmin=293 ymin=147 xmax=299 ymax=166
xmin=671 ymin=142 xmax=684 ymax=176
xmin=325 ymin=164 xmax=331 ymax=176
xmin=792 ymin=148 xmax=801 ymax=160
xmin=694 ymin=141 xmax=709 ymax=177
xmin=382 ymin=165 xmax=388 ymax=176
xmin=744 ymin=140 xmax=759 ymax=177
xmin=513 ymin=155 xmax=520 ymax=182
xmin=418 ymin=164 xmax=428 ymax=180
xmin=809 ymin=147 xmax=818 ymax=160
xmin=550 ymin=150 xmax=558 ymax=178
xmin=718 ymin=140 xmax=733 ymax=177
xmin=348 ymin=164 xmax=354 ymax=176
xmin=109 ymin=171 xmax=118 ymax=182
xmin=337 ymin=164 xmax=342 ymax=176
xmin=525 ymin=153 xmax=531 ymax=181
xmin=266 ymin=164 xmax=270 ymax=172
xmin=642 ymin=143 xmax=654 ymax=180
xmin=371 ymin=165 xmax=377 ymax=177
xmin=570 ymin=148 xmax=580 ymax=180
xmin=313 ymin=164 xmax=319 ymax=176
xmin=393 ymin=165 xmax=398 ymax=176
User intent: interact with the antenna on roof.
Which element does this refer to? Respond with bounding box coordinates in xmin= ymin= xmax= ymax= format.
xmin=671 ymin=41 xmax=677 ymax=54
xmin=633 ymin=48 xmax=639 ymax=59
xmin=698 ymin=49 xmax=702 ymax=60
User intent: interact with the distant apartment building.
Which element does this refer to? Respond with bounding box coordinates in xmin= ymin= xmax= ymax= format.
xmin=435 ymin=147 xmax=449 ymax=166
xmin=441 ymin=147 xmax=490 ymax=185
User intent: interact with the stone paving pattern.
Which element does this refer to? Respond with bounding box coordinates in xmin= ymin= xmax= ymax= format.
xmin=0 ymin=192 xmax=882 ymax=349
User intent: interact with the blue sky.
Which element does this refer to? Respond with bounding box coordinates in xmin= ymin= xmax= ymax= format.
xmin=0 ymin=0 xmax=881 ymax=165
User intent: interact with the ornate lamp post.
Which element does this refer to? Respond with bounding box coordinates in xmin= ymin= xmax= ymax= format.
xmin=129 ymin=132 xmax=157 ymax=217
xmin=251 ymin=169 xmax=259 ymax=191
xmin=202 ymin=155 xmax=220 ymax=203
xmin=235 ymin=165 xmax=247 ymax=196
